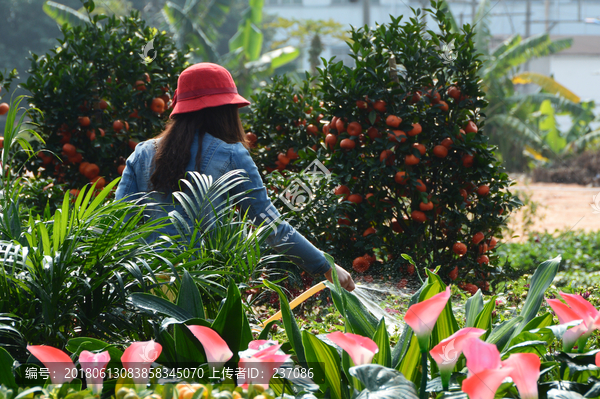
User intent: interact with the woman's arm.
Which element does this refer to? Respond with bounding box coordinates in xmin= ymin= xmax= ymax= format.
xmin=228 ymin=145 xmax=354 ymax=291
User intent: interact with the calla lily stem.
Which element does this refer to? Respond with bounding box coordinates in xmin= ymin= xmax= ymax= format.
xmin=420 ymin=351 xmax=428 ymax=399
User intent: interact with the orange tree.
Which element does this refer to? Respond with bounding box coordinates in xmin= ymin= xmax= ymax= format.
xmin=21 ymin=0 xmax=187 ymax=190
xmin=245 ymin=2 xmax=521 ymax=290
xmin=316 ymin=4 xmax=521 ymax=289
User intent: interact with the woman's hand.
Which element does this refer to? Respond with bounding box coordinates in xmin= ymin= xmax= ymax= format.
xmin=325 ymin=264 xmax=356 ymax=292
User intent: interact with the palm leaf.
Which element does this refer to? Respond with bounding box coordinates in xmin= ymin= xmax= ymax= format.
xmin=505 ymin=93 xmax=590 ymax=117
xmin=491 ymin=34 xmax=521 ymax=58
xmin=512 ymin=72 xmax=580 ymax=103
xmin=43 ymin=1 xmax=90 ymax=27
xmin=486 ymin=113 xmax=544 ymax=145
xmin=473 ymin=0 xmax=492 ymax=56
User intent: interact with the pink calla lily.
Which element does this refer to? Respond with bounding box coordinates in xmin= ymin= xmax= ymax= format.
xmin=27 ymin=345 xmax=75 ymax=384
xmin=404 ymin=286 xmax=451 ymax=351
xmin=79 ymin=350 xmax=110 ymax=394
xmin=462 ymin=367 xmax=514 ymax=399
xmin=562 ymin=322 xmax=588 ymax=352
xmin=187 ymin=325 xmax=233 ymax=368
xmin=121 ymin=341 xmax=162 ymax=387
xmin=238 ymin=342 xmax=291 ymax=389
xmin=462 ymin=336 xmax=501 ymax=376
xmin=547 ymin=292 xmax=600 ymax=351
xmin=596 ymin=351 xmax=600 ymax=367
xmin=502 ymin=353 xmax=540 ymax=399
xmin=430 ymin=327 xmax=485 ymax=389
xmin=326 ymin=332 xmax=379 ymax=366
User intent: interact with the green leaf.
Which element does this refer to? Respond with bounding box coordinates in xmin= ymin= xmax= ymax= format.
xmin=486 ymin=316 xmax=524 ymax=348
xmin=505 ymin=255 xmax=561 ymax=350
xmin=538 ymin=99 xmax=567 ymax=154
xmin=301 ymin=331 xmax=342 ymax=399
xmin=129 ymin=293 xmax=193 ymax=322
xmin=174 ymin=322 xmax=208 ymax=365
xmin=473 ymin=296 xmax=496 ymax=336
xmin=350 ymin=364 xmax=418 ymax=399
xmin=0 ymin=347 xmax=17 ymax=391
xmin=373 ymin=319 xmax=392 ymax=368
xmin=211 ymin=279 xmax=245 ymax=362
xmin=65 ymin=337 xmax=123 ymax=360
xmin=177 ymin=270 xmax=205 ymax=319
xmin=43 ymin=1 xmax=90 ymax=27
xmin=264 ymin=280 xmax=306 ymax=366
xmin=464 ymin=289 xmax=484 ymax=327
xmin=324 ymin=281 xmax=378 ymax=338
xmin=245 ymin=47 xmax=300 ymax=71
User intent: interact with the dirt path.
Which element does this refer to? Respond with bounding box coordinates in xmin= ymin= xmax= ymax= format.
xmin=504 ymin=175 xmax=600 ymax=242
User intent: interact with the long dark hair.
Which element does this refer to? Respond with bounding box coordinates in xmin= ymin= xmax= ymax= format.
xmin=150 ymin=104 xmax=247 ymax=193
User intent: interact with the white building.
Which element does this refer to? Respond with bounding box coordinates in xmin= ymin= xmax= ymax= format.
xmin=265 ymin=0 xmax=600 ymax=107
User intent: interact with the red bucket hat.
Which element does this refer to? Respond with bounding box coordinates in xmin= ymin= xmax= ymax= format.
xmin=170 ymin=63 xmax=250 ymax=119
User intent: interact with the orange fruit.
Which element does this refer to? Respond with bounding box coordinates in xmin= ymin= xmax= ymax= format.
xmin=453 ymin=242 xmax=467 ymax=255
xmin=412 ymin=143 xmax=426 ymax=156
xmin=438 ymin=100 xmax=449 ymax=112
xmin=84 ymin=163 xmax=100 ymax=179
xmin=62 ymin=143 xmax=77 ymax=157
xmin=79 ymin=116 xmax=91 ymax=127
xmin=69 ymin=189 xmax=80 ymax=197
xmin=395 ymin=171 xmax=409 ymax=185
xmin=338 ymin=215 xmax=351 ymax=226
xmin=463 ymin=283 xmax=479 ymax=295
xmin=293 ymin=94 xmax=299 ymax=103
xmin=363 ymin=227 xmax=377 ymax=237
xmin=373 ymin=100 xmax=387 ymax=113
xmin=129 ymin=109 xmax=140 ymax=119
xmin=407 ymin=123 xmax=422 ymax=136
xmin=477 ymin=255 xmax=489 ymax=264
xmin=117 ymin=164 xmax=126 ymax=175
xmin=113 ymin=120 xmax=124 ymax=132
xmin=406 ymin=264 xmax=415 ymax=274
xmin=356 ymin=100 xmax=368 ymax=109
xmin=246 ymin=132 xmax=258 ymax=145
xmin=128 ymin=140 xmax=138 ymax=150
xmin=419 ymin=201 xmax=434 ymax=211
xmin=143 ymin=72 xmax=151 ymax=83
xmin=477 ymin=184 xmax=490 ymax=196
xmin=386 ymin=115 xmax=402 ymax=128
xmin=353 ymin=257 xmax=370 ymax=273
xmin=465 ymin=121 xmax=478 ymax=133
xmin=365 ymin=193 xmax=375 ymax=206
xmin=427 ymin=90 xmax=441 ymax=103
xmin=68 ymin=153 xmax=83 ymax=164
xmin=0 ymin=103 xmax=9 ymax=115
xmin=447 ymin=86 xmax=461 ymax=100
xmin=411 ymin=210 xmax=426 ymax=223
xmin=348 ymin=194 xmax=363 ymax=204
xmin=472 ymin=232 xmax=484 ymax=245
xmin=325 ymin=134 xmax=337 ymax=149
xmin=347 ymin=121 xmax=362 ymax=136
xmin=410 ymin=92 xmax=421 ymax=103
xmin=380 ymin=150 xmax=395 ymax=165
xmin=124 ymin=121 xmax=130 ymax=131
xmin=91 ymin=176 xmax=106 ymax=189
xmin=457 ymin=128 xmax=466 ymax=141
xmin=99 ymin=128 xmax=105 ymax=137
xmin=98 ymin=100 xmax=108 ymax=110
xmin=86 ymin=130 xmax=96 ymax=141
xmin=135 ymin=80 xmax=146 ymax=91
xmin=388 ymin=130 xmax=407 ymax=143
xmin=277 ymin=153 xmax=290 ymax=165
xmin=367 ymin=127 xmax=381 ymax=139
xmin=307 ymin=124 xmax=319 ymax=135
xmin=151 ymin=98 xmax=165 ymax=113
xmin=462 ymin=154 xmax=474 ymax=167
xmin=79 ymin=162 xmax=90 ymax=175
xmin=286 ymin=147 xmax=299 ymax=160
xmin=335 ymin=118 xmax=346 ymax=133
xmin=479 ymin=243 xmax=489 ymax=254
xmin=405 ymin=154 xmax=420 ymax=166
xmin=160 ymin=93 xmax=171 ymax=104
xmin=449 ymin=266 xmax=458 ymax=280
xmin=415 ymin=179 xmax=426 ymax=192
xmin=489 ymin=237 xmax=498 ymax=249
xmin=441 ymin=137 xmax=453 ymax=148
xmin=334 ymin=185 xmax=350 ymax=199
xmin=459 ymin=188 xmax=468 ymax=201
xmin=340 ymin=138 xmax=356 ymax=150
xmin=391 ymin=218 xmax=403 ymax=233
xmin=433 ymin=145 xmax=448 ymax=158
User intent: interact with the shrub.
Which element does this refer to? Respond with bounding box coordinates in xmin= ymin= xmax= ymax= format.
xmin=21 ymin=1 xmax=187 ymax=190
xmin=244 ymin=5 xmax=521 ymax=289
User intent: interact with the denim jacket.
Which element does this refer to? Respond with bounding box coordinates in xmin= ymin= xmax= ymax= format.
xmin=114 ymin=131 xmax=331 ymax=277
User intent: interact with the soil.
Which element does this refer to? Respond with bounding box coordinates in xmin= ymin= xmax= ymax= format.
xmin=504 ymin=174 xmax=600 ymax=243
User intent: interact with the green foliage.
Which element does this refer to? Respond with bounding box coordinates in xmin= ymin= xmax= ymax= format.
xmin=22 ymin=0 xmax=187 ymax=190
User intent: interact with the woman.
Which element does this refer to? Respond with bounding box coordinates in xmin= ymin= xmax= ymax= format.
xmin=115 ymin=63 xmax=355 ymax=292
